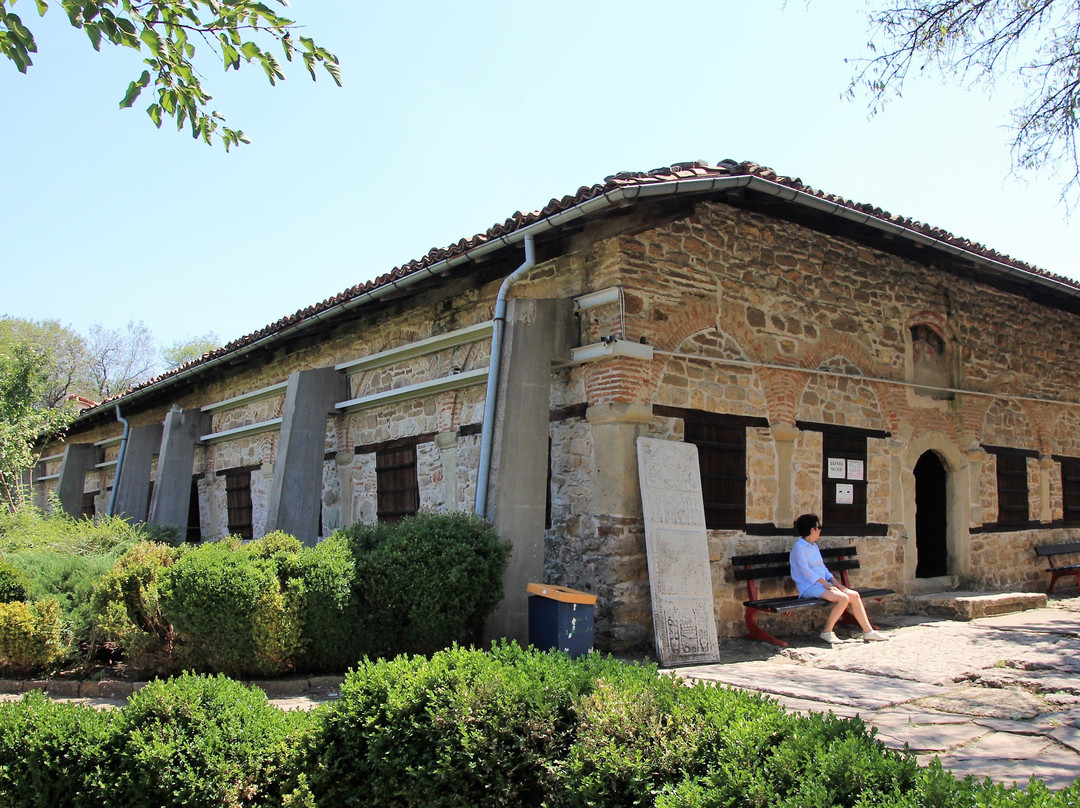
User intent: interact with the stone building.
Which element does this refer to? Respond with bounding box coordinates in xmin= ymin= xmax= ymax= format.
xmin=28 ymin=160 xmax=1080 ymax=653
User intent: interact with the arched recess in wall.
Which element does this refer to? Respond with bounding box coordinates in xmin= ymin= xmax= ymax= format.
xmin=904 ymin=313 xmax=956 ymax=402
xmin=1050 ymin=409 xmax=1080 ymax=526
xmin=651 ymin=328 xmax=767 ymax=417
xmin=794 ymin=355 xmax=889 ymax=528
xmin=981 ymin=398 xmax=1040 ymax=528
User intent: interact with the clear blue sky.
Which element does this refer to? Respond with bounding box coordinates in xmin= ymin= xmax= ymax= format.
xmin=4 ymin=1 xmax=1078 ymax=353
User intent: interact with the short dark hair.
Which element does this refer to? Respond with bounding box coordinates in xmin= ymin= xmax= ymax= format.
xmin=794 ymin=513 xmax=820 ymax=538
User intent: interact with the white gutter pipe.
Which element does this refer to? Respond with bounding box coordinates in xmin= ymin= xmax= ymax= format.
xmin=105 ymin=405 xmax=130 ymax=517
xmin=474 ymin=233 xmax=536 ymax=519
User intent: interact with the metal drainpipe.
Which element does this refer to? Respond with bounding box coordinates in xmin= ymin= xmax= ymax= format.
xmin=474 ymin=233 xmax=536 ymax=519
xmin=106 ymin=405 xmax=130 ymax=517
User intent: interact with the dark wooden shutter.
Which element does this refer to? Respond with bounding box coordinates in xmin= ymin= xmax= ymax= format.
xmin=1063 ymin=458 xmax=1080 ymax=526
xmin=685 ymin=420 xmax=746 ymax=529
xmin=376 ymin=443 xmax=419 ymax=522
xmin=822 ymin=431 xmax=867 ymax=528
xmin=225 ymin=469 xmax=254 ymax=540
xmin=995 ymin=453 xmax=1029 ymax=527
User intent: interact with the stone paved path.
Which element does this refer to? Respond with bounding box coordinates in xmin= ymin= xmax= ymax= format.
xmin=672 ymin=595 xmax=1080 ymax=790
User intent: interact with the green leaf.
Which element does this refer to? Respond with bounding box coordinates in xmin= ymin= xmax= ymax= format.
xmin=147 ymin=103 xmax=162 ymax=128
xmin=118 ymin=69 xmax=150 ymax=108
xmin=34 ymin=0 xmax=48 ymax=16
xmin=240 ymin=41 xmax=260 ymax=60
xmin=138 ymin=26 xmax=162 ymax=57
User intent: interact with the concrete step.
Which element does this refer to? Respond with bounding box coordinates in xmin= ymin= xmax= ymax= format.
xmin=908 ymin=591 xmax=1048 ymax=621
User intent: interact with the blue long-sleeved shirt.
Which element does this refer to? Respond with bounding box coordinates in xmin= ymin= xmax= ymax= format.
xmin=790 ymin=537 xmax=833 ymax=597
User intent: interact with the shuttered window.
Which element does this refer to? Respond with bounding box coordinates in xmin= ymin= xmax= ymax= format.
xmin=1061 ymin=458 xmax=1080 ymax=526
xmin=995 ymin=453 xmax=1029 ymax=527
xmin=685 ymin=419 xmax=747 ymax=529
xmin=376 ymin=442 xmax=419 ymax=522
xmin=224 ymin=468 xmax=254 ymax=540
xmin=822 ymin=431 xmax=868 ymax=529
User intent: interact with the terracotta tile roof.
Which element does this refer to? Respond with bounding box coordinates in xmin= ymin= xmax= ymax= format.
xmin=87 ymin=159 xmax=1080 ymax=415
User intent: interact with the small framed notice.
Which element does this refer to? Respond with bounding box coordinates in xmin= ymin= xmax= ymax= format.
xmin=846 ymin=459 xmax=864 ymax=481
xmin=836 ymin=483 xmax=854 ymax=505
xmin=827 ymin=457 xmax=846 ymax=479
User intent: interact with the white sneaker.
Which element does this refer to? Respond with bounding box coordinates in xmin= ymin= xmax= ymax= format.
xmin=819 ymin=631 xmax=843 ymax=644
xmin=862 ymin=630 xmax=890 ymax=642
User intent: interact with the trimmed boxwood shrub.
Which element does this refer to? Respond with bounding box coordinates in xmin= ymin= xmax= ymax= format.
xmin=0 ymin=690 xmax=117 ymax=808
xmin=339 ymin=511 xmax=509 ymax=658
xmin=281 ymin=533 xmax=365 ymax=672
xmin=107 ymin=672 xmax=313 ymax=808
xmin=0 ymin=599 xmax=67 ymax=671
xmin=158 ymin=539 xmax=303 ymax=677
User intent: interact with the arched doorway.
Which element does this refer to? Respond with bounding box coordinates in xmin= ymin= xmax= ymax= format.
xmin=914 ymin=451 xmax=948 ymax=577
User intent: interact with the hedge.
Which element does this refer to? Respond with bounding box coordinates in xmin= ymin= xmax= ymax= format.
xmin=2 ymin=651 xmax=1080 ymax=807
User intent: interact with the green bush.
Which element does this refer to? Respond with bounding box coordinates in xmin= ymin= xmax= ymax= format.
xmin=89 ymin=541 xmax=185 ymax=673
xmin=280 ymin=533 xmax=364 ymax=672
xmin=159 ymin=540 xmax=303 ymax=676
xmin=339 ymin=511 xmax=509 ymax=657
xmin=0 ymin=558 xmax=29 ymax=603
xmin=0 ymin=508 xmax=142 ymax=556
xmin=0 ymin=599 xmax=68 ymax=671
xmin=0 ymin=690 xmax=117 ymax=808
xmin=107 ymin=673 xmax=313 ymax=808
xmin=303 ymin=644 xmax=929 ymax=808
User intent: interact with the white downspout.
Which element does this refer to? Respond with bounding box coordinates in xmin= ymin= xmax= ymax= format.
xmin=474 ymin=233 xmax=536 ymax=518
xmin=106 ymin=405 xmax=130 ymax=517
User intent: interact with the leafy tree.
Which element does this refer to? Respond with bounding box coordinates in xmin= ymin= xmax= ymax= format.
xmin=0 ymin=343 xmax=72 ymax=511
xmin=0 ymin=0 xmax=340 ymax=150
xmin=850 ymin=1 xmax=1080 ymax=202
xmin=0 ymin=317 xmax=90 ymax=408
xmin=162 ymin=331 xmax=219 ymax=369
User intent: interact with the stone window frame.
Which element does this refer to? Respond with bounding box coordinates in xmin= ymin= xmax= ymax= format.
xmin=1054 ymin=455 xmax=1080 ymax=526
xmin=218 ymin=465 xmax=259 ymax=540
xmin=983 ymin=445 xmax=1036 ymax=529
xmin=797 ymin=421 xmax=891 ymax=537
xmin=654 ymin=406 xmax=768 ymax=530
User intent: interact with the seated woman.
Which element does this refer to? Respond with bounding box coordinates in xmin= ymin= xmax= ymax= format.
xmin=790 ymin=513 xmax=889 ymax=644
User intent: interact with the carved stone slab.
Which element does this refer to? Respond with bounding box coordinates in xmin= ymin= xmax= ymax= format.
xmin=636 ymin=437 xmax=720 ymax=667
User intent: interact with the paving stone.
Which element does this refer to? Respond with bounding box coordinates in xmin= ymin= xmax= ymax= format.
xmin=976 ymin=610 xmax=1080 ymax=636
xmin=936 ymin=734 xmax=1080 ymax=790
xmin=914 ymin=684 xmax=1047 ymax=719
xmin=1049 ymin=725 xmax=1080 ymax=754
xmin=872 ymin=722 xmax=989 ymax=753
xmin=685 ymin=660 xmax=939 ymax=709
xmin=864 ymin=706 xmax=973 ymax=728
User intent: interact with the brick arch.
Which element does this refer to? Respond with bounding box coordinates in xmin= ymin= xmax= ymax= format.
xmin=650 ymin=299 xmax=719 ymax=353
xmin=796 ymin=352 xmax=887 ymax=432
xmin=797 ymin=331 xmax=879 ymax=374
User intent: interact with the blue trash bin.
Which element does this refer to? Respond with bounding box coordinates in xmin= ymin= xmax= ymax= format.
xmin=527 ymin=583 xmax=596 ymax=658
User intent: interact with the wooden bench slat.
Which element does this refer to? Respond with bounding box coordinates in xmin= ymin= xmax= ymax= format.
xmin=1035 ymin=542 xmax=1080 ymax=557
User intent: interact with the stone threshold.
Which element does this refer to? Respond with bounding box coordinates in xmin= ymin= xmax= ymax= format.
xmin=907 ymin=591 xmax=1049 ymax=621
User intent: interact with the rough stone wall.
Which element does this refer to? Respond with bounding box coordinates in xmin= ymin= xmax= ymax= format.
xmin=536 ymin=199 xmax=1080 ymax=651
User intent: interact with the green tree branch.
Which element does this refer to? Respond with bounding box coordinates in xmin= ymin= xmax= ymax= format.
xmin=0 ymin=0 xmax=340 ymax=149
